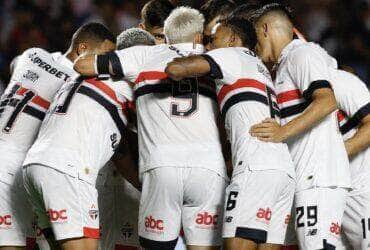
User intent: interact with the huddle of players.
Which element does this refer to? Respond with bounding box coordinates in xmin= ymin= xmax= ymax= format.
xmin=0 ymin=1 xmax=369 ymax=250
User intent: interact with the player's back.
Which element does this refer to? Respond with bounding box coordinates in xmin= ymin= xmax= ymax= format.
xmin=0 ymin=48 xmax=74 ymax=151
xmin=207 ymin=47 xmax=294 ymax=176
xmin=24 ymin=77 xmax=133 ymax=183
xmin=117 ymin=44 xmax=226 ymax=177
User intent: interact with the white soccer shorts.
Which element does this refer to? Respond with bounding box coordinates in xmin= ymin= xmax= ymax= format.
xmin=0 ymin=169 xmax=35 ymax=247
xmin=222 ymin=167 xmax=295 ymax=244
xmin=294 ymin=187 xmax=348 ymax=250
xmin=138 ymin=167 xmax=227 ymax=247
xmin=23 ymin=164 xmax=100 ymax=241
xmin=341 ymin=191 xmax=370 ymax=250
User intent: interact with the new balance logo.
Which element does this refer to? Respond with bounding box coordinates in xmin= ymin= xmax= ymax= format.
xmin=307 ymin=229 xmax=317 ymax=236
xmin=330 ymin=222 xmax=341 ymax=235
xmin=145 ymin=216 xmax=164 ymax=231
xmin=0 ymin=215 xmax=11 ymax=226
xmin=256 ymin=208 xmax=271 ymax=221
xmin=195 ymin=212 xmax=218 ymax=226
xmin=48 ymin=209 xmax=67 ymax=222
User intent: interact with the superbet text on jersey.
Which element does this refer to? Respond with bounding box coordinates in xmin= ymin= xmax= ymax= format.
xmin=203 ymin=47 xmax=295 ymax=244
xmin=0 ymin=48 xmax=75 ymax=246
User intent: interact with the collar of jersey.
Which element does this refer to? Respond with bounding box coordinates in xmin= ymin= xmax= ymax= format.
xmin=277 ymin=38 xmax=304 ymax=65
xmin=170 ymin=43 xmax=204 ymax=55
xmin=57 ymin=53 xmax=74 ymax=70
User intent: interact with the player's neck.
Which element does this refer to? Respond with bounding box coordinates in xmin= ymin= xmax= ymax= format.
xmin=272 ymin=36 xmax=292 ymax=63
xmin=65 ymin=47 xmax=77 ymax=63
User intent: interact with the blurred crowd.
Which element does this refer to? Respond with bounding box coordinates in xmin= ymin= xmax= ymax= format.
xmin=0 ymin=0 xmax=369 ymax=91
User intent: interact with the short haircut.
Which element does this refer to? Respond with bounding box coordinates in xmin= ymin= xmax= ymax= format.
xmin=72 ymin=22 xmax=116 ymax=47
xmin=164 ymin=6 xmax=204 ymax=44
xmin=200 ymin=0 xmax=237 ymax=24
xmin=228 ymin=3 xmax=260 ymax=20
xmin=141 ymin=0 xmax=175 ymax=29
xmin=221 ymin=17 xmax=257 ymax=49
xmin=250 ymin=3 xmax=293 ymax=24
xmin=116 ymin=28 xmax=156 ymax=50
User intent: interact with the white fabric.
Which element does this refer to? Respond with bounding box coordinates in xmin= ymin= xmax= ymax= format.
xmin=138 ymin=167 xmax=227 ymax=246
xmin=112 ymin=43 xmax=226 ymax=178
xmin=222 ymin=165 xmax=295 ymax=244
xmin=275 ymin=39 xmax=351 ymax=190
xmin=206 ymin=47 xmax=295 ymax=178
xmin=23 ymin=164 xmax=100 ymax=241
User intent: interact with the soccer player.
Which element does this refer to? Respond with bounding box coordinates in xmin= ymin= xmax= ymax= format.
xmin=165 ymin=16 xmax=296 ymax=250
xmin=248 ymin=4 xmax=351 ymax=249
xmin=332 ymin=70 xmax=370 ymax=250
xmin=0 ymin=22 xmax=114 ymax=250
xmin=139 ymin=0 xmax=175 ymax=44
xmin=74 ymin=7 xmax=227 ymax=250
xmin=98 ymin=27 xmax=155 ymax=250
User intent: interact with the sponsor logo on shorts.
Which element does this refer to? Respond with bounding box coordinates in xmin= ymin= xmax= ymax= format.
xmin=225 ymin=216 xmax=233 ymax=223
xmin=0 ymin=214 xmax=12 ymax=228
xmin=256 ymin=208 xmax=271 ymax=223
xmin=330 ymin=222 xmax=341 ymax=236
xmin=306 ymin=229 xmax=317 ymax=236
xmin=89 ymin=204 xmax=98 ymax=220
xmin=121 ymin=222 xmax=134 ymax=240
xmin=145 ymin=216 xmax=164 ymax=234
xmin=195 ymin=212 xmax=218 ymax=229
xmin=48 ymin=209 xmax=67 ymax=223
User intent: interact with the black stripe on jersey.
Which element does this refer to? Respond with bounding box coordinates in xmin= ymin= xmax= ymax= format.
xmin=135 ymin=83 xmax=217 ymax=101
xmin=96 ymin=54 xmax=110 ymax=74
xmin=108 ymin=52 xmax=124 ymax=78
xmin=302 ymin=80 xmax=332 ymax=101
xmin=23 ymin=106 xmax=45 ymax=120
xmin=221 ymin=91 xmax=280 ymax=120
xmin=77 ymin=85 xmax=126 ymax=136
xmin=340 ymin=102 xmax=370 ymax=134
xmin=201 ymin=54 xmax=223 ymax=80
xmin=280 ymin=102 xmax=310 ymax=119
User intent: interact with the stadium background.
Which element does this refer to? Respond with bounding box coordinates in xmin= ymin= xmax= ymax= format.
xmin=0 ymin=0 xmax=369 ymax=94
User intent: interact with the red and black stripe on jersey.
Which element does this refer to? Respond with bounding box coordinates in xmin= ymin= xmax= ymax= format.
xmin=218 ymin=79 xmax=280 ymax=120
xmin=278 ymin=80 xmax=332 ymax=120
xmin=337 ymin=102 xmax=370 ymax=136
xmin=6 ymin=84 xmax=51 ymax=121
xmin=76 ymin=78 xmax=128 ymax=136
xmin=133 ymin=71 xmax=217 ymax=101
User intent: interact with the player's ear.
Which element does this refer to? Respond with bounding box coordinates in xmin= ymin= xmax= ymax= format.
xmin=138 ymin=23 xmax=145 ymax=30
xmin=77 ymin=43 xmax=88 ymax=56
xmin=263 ymin=23 xmax=268 ymax=38
xmin=228 ymin=33 xmax=236 ymax=47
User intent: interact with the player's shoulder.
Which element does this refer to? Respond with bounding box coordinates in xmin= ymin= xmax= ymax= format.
xmin=22 ymin=47 xmax=51 ymax=58
xmin=336 ymin=70 xmax=369 ymax=94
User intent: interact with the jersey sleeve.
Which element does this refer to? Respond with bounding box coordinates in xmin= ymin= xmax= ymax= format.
xmin=203 ymin=48 xmax=241 ymax=84
xmin=287 ymin=47 xmax=333 ymax=101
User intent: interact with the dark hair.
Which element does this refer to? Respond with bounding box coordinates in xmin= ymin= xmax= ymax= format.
xmin=72 ymin=22 xmax=116 ymax=47
xmin=222 ymin=17 xmax=257 ymax=49
xmin=228 ymin=3 xmax=261 ymax=20
xmin=141 ymin=0 xmax=175 ymax=29
xmin=250 ymin=3 xmax=293 ymax=23
xmin=201 ymin=0 xmax=237 ymax=24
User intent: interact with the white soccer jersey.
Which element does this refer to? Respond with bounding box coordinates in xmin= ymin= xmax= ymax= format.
xmin=0 ymin=48 xmax=75 ymax=172
xmin=275 ymin=39 xmax=351 ymax=190
xmin=205 ymin=47 xmax=295 ymax=177
xmin=332 ymin=70 xmax=370 ymax=194
xmin=108 ymin=43 xmax=226 ymax=177
xmin=23 ymin=77 xmax=133 ymax=184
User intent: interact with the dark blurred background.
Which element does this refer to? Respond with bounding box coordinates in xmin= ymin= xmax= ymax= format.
xmin=0 ymin=0 xmax=369 ymax=92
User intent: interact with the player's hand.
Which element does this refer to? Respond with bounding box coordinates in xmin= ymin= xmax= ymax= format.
xmin=249 ymin=118 xmax=287 ymax=143
xmin=165 ymin=59 xmax=187 ymax=81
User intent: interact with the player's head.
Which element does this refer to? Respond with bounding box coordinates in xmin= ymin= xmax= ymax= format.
xmin=139 ymin=0 xmax=175 ymax=44
xmin=228 ymin=3 xmax=260 ymax=20
xmin=116 ymin=28 xmax=155 ymax=50
xmin=250 ymin=3 xmax=294 ymax=63
xmin=208 ymin=17 xmax=257 ymax=51
xmin=164 ymin=6 xmax=204 ymax=45
xmin=69 ymin=22 xmax=116 ymax=58
xmin=201 ymin=0 xmax=236 ymax=44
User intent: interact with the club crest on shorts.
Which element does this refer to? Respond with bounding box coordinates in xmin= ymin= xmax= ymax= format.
xmin=89 ymin=204 xmax=98 ymax=220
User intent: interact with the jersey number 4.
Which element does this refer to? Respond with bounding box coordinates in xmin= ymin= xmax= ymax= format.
xmin=170 ymin=78 xmax=198 ymax=117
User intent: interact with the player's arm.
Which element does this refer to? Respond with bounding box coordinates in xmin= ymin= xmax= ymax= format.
xmin=345 ymin=113 xmax=370 ymax=157
xmin=250 ymin=50 xmax=337 ymax=142
xmin=165 ymin=55 xmax=213 ymax=81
